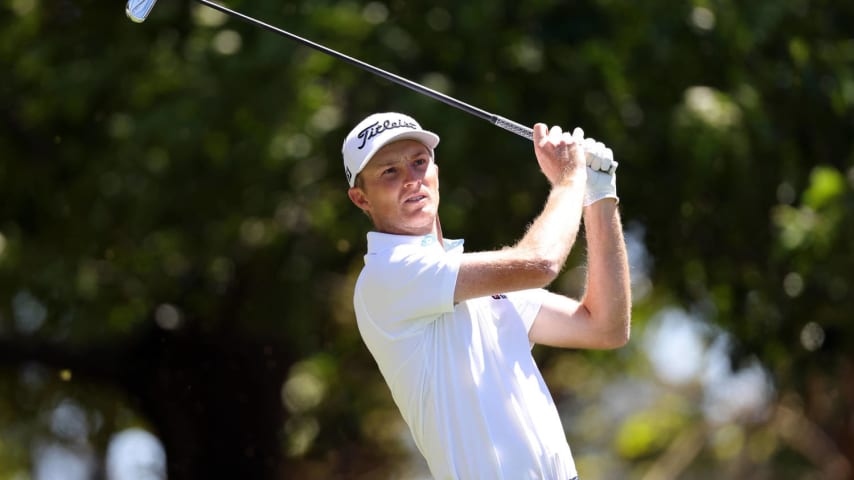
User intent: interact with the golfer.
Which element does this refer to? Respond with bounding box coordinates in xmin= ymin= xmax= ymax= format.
xmin=343 ymin=112 xmax=631 ymax=480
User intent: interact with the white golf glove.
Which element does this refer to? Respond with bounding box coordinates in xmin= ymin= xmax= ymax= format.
xmin=572 ymin=129 xmax=619 ymax=206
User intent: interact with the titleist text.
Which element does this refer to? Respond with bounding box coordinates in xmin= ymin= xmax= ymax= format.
xmin=357 ymin=119 xmax=418 ymax=149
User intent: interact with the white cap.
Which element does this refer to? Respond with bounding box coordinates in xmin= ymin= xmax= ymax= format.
xmin=342 ymin=112 xmax=440 ymax=187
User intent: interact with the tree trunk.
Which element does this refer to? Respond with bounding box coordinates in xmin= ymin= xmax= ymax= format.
xmin=0 ymin=325 xmax=295 ymax=479
xmin=123 ymin=328 xmax=294 ymax=480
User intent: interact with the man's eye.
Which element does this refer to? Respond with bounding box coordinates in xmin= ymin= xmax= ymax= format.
xmin=382 ymin=168 xmax=396 ymax=175
xmin=414 ymin=158 xmax=427 ymax=166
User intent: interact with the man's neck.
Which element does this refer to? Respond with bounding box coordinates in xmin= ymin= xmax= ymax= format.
xmin=434 ymin=216 xmax=445 ymax=248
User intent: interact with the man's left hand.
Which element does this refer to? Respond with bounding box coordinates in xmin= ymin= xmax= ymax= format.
xmin=581 ymin=137 xmax=619 ymax=206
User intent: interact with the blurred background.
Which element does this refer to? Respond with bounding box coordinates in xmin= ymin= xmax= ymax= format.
xmin=1 ymin=0 xmax=852 ymax=478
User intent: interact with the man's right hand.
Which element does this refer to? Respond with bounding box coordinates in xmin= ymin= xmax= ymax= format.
xmin=532 ymin=124 xmax=586 ymax=187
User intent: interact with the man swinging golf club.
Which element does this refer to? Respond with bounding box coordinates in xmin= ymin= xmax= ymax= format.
xmin=128 ymin=2 xmax=629 ymax=474
xmin=343 ymin=112 xmax=631 ymax=479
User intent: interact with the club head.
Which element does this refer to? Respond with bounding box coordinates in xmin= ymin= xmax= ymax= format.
xmin=126 ymin=0 xmax=158 ymax=23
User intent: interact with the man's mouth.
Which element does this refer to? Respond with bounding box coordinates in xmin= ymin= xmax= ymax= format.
xmin=405 ymin=195 xmax=427 ymax=204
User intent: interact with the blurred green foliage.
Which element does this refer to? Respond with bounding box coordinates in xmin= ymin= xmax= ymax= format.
xmin=1 ymin=0 xmax=852 ymax=478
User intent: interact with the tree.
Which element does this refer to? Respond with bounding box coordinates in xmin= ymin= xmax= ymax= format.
xmin=1 ymin=0 xmax=851 ymax=478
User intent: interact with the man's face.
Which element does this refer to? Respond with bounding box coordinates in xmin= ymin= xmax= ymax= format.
xmin=347 ymin=139 xmax=440 ymax=236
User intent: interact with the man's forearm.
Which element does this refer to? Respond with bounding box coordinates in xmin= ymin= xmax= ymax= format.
xmin=581 ymin=199 xmax=631 ymax=346
xmin=515 ymin=179 xmax=585 ymax=278
xmin=454 ymin=125 xmax=587 ymax=303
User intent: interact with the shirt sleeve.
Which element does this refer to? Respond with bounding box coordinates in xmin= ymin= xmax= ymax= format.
xmin=357 ymin=245 xmax=460 ymax=335
xmin=504 ymin=288 xmax=547 ymax=334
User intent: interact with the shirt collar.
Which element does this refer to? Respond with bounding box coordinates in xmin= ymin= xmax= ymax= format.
xmin=366 ymin=231 xmax=464 ymax=254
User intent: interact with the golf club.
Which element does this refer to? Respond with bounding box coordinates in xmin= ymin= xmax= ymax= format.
xmin=126 ymin=0 xmax=535 ymax=141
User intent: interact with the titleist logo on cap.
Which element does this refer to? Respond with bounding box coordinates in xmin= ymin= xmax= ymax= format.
xmin=356 ymin=118 xmax=419 ymax=149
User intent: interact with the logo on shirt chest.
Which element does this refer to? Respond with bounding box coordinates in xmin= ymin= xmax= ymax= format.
xmin=491 ymin=294 xmax=508 ymax=300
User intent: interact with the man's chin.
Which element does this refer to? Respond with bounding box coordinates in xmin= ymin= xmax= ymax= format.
xmin=403 ymin=215 xmax=438 ymax=235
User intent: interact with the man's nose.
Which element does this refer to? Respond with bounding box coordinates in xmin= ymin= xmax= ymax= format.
xmin=403 ymin=165 xmax=422 ymax=186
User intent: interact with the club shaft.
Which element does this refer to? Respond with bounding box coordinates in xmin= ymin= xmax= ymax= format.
xmin=194 ymin=0 xmax=533 ymax=141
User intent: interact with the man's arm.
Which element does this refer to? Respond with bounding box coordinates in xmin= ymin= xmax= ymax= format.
xmin=528 ymin=199 xmax=631 ymax=349
xmin=453 ymin=123 xmax=586 ymax=303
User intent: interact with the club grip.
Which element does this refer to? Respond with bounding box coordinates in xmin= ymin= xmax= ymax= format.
xmin=492 ymin=115 xmax=534 ymax=141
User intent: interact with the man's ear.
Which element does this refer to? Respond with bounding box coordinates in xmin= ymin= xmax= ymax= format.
xmin=348 ymin=187 xmax=370 ymax=213
xmin=434 ymin=163 xmax=439 ymax=189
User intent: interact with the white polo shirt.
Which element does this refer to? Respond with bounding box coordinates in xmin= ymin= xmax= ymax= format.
xmin=353 ymin=232 xmax=577 ymax=480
